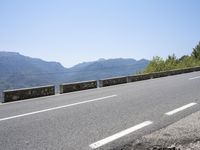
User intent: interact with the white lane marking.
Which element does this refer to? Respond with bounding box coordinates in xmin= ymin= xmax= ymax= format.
xmin=0 ymin=95 xmax=117 ymax=122
xmin=89 ymin=121 xmax=153 ymax=149
xmin=189 ymin=76 xmax=200 ymax=80
xmin=165 ymin=102 xmax=197 ymax=116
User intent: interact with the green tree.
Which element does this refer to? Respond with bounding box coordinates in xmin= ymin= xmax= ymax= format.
xmin=165 ymin=54 xmax=178 ymax=70
xmin=142 ymin=41 xmax=200 ymax=74
xmin=144 ymin=56 xmax=165 ymax=73
xmin=178 ymin=55 xmax=189 ymax=62
xmin=192 ymin=41 xmax=200 ymax=60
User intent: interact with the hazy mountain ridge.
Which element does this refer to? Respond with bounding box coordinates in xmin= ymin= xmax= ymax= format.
xmin=0 ymin=52 xmax=68 ymax=93
xmin=0 ymin=52 xmax=149 ymax=98
xmin=69 ymin=58 xmax=149 ymax=80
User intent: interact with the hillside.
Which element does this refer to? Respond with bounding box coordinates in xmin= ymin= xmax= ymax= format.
xmin=0 ymin=52 xmax=149 ymax=99
xmin=69 ymin=58 xmax=149 ymax=81
xmin=0 ymin=52 xmax=67 ymax=89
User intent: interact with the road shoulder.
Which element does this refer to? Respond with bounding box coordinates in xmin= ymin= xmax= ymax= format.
xmin=119 ymin=111 xmax=200 ymax=150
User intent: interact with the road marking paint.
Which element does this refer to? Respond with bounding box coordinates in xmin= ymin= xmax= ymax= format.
xmin=0 ymin=95 xmax=117 ymax=122
xmin=189 ymin=76 xmax=200 ymax=80
xmin=165 ymin=102 xmax=197 ymax=116
xmin=89 ymin=121 xmax=153 ymax=149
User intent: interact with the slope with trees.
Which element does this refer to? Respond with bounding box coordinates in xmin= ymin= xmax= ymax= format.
xmin=143 ymin=42 xmax=200 ymax=73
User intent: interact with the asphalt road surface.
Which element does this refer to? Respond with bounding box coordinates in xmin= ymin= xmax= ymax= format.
xmin=0 ymin=71 xmax=200 ymax=150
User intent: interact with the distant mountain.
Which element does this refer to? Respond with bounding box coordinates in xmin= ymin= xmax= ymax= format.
xmin=0 ymin=51 xmax=149 ymax=99
xmin=0 ymin=52 xmax=67 ymax=88
xmin=69 ymin=58 xmax=149 ymax=80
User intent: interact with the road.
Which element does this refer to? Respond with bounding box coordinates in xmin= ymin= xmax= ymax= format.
xmin=0 ymin=71 xmax=200 ymax=150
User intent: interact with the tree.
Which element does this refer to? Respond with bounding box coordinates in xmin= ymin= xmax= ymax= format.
xmin=192 ymin=41 xmax=200 ymax=60
xmin=165 ymin=54 xmax=178 ymax=70
xmin=142 ymin=41 xmax=200 ymax=74
xmin=179 ymin=55 xmax=189 ymax=62
xmin=144 ymin=56 xmax=165 ymax=73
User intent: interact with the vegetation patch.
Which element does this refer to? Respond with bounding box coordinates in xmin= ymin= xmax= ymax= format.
xmin=143 ymin=42 xmax=200 ymax=73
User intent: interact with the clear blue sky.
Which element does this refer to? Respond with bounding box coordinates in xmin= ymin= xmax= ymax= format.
xmin=0 ymin=0 xmax=200 ymax=67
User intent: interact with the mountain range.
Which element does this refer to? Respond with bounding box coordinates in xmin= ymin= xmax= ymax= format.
xmin=0 ymin=52 xmax=149 ymax=98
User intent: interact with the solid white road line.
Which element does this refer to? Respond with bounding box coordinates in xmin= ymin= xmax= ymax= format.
xmin=189 ymin=76 xmax=200 ymax=80
xmin=89 ymin=121 xmax=153 ymax=149
xmin=165 ymin=102 xmax=197 ymax=116
xmin=0 ymin=95 xmax=117 ymax=122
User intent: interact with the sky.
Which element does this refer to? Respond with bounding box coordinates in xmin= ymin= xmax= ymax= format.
xmin=0 ymin=0 xmax=200 ymax=68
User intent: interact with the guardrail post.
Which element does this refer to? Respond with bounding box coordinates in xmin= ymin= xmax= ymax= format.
xmin=60 ymin=85 xmax=64 ymax=94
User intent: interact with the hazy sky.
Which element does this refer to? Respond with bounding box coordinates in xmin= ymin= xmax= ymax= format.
xmin=0 ymin=0 xmax=200 ymax=67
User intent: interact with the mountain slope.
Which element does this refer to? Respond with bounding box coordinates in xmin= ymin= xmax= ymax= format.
xmin=69 ymin=58 xmax=149 ymax=80
xmin=0 ymin=52 xmax=67 ymax=89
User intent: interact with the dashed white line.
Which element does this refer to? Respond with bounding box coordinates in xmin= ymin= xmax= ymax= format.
xmin=165 ymin=102 xmax=197 ymax=116
xmin=89 ymin=121 xmax=153 ymax=149
xmin=0 ymin=95 xmax=117 ymax=122
xmin=189 ymin=76 xmax=200 ymax=80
